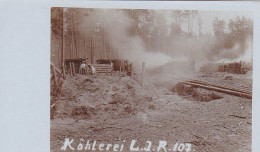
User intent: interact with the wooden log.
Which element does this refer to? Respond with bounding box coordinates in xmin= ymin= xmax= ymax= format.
xmin=172 ymin=77 xmax=251 ymax=95
xmin=56 ymin=69 xmax=63 ymax=90
xmin=50 ymin=62 xmax=62 ymax=75
xmin=51 ymin=65 xmax=57 ymax=94
xmin=229 ymin=114 xmax=246 ymax=119
xmin=183 ymin=81 xmax=252 ymax=99
xmin=188 ymin=80 xmax=252 ymax=94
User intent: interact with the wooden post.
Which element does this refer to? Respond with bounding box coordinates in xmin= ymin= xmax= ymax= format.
xmin=104 ymin=38 xmax=106 ymax=59
xmin=61 ymin=8 xmax=64 ymax=68
xmin=141 ymin=62 xmax=145 ymax=88
xmin=109 ymin=40 xmax=111 ymax=59
xmin=234 ymin=62 xmax=236 ymax=73
xmin=69 ymin=62 xmax=72 ymax=77
xmin=91 ymin=37 xmax=94 ymax=64
xmin=72 ymin=62 xmax=76 ymax=76
xmin=84 ymin=34 xmax=86 ymax=59
xmin=62 ymin=63 xmax=66 ymax=79
xmin=240 ymin=60 xmax=242 ymax=74
xmin=222 ymin=61 xmax=224 ymax=72
xmin=72 ymin=28 xmax=75 ymax=58
xmin=72 ymin=62 xmax=74 ymax=76
xmin=119 ymin=60 xmax=122 ymax=77
xmin=130 ymin=64 xmax=133 ymax=77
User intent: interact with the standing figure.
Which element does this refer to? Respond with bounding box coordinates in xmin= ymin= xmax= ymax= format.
xmin=89 ymin=65 xmax=97 ymax=75
xmin=79 ymin=61 xmax=88 ymax=75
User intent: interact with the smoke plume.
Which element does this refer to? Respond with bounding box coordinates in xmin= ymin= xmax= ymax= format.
xmin=79 ymin=9 xmax=253 ymax=72
xmin=80 ymin=9 xmax=171 ymax=71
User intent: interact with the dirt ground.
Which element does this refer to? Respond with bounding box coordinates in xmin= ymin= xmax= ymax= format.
xmin=51 ymin=71 xmax=252 ymax=152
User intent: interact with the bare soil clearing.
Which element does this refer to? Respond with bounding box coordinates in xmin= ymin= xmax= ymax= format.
xmin=51 ymin=72 xmax=252 ymax=152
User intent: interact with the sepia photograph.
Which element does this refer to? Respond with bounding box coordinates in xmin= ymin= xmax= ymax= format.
xmin=50 ymin=7 xmax=253 ymax=152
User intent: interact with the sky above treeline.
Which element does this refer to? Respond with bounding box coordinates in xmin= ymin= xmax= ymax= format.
xmin=63 ymin=8 xmax=253 ymax=36
xmin=151 ymin=9 xmax=252 ymax=35
xmin=180 ymin=10 xmax=252 ymax=35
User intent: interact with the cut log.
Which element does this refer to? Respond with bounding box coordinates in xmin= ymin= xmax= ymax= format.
xmin=51 ymin=64 xmax=57 ymax=94
xmin=50 ymin=62 xmax=62 ymax=75
xmin=229 ymin=114 xmax=247 ymax=119
xmin=188 ymin=80 xmax=251 ymax=94
xmin=183 ymin=81 xmax=252 ymax=99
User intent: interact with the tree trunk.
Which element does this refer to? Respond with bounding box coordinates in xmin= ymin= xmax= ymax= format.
xmin=61 ymin=8 xmax=64 ymax=67
xmin=72 ymin=30 xmax=75 ymax=58
xmin=73 ymin=11 xmax=78 ymax=58
xmin=91 ymin=37 xmax=93 ymax=64
xmin=84 ymin=34 xmax=86 ymax=58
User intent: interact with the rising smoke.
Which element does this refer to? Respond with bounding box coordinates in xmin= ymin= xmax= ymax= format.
xmin=79 ymin=9 xmax=253 ymax=72
xmin=80 ymin=9 xmax=171 ymax=71
xmin=217 ymin=37 xmax=253 ymax=63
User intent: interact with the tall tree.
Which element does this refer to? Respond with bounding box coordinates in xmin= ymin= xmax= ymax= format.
xmin=212 ymin=17 xmax=226 ymax=40
xmin=228 ymin=16 xmax=253 ymax=42
xmin=183 ymin=10 xmax=199 ymax=36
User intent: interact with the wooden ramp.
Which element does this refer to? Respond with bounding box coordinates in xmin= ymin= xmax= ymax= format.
xmin=92 ymin=64 xmax=113 ymax=75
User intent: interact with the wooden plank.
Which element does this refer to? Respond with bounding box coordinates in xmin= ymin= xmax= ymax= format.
xmin=95 ymin=69 xmax=112 ymax=72
xmin=94 ymin=66 xmax=112 ymax=69
xmin=95 ymin=69 xmax=112 ymax=71
xmin=92 ymin=65 xmax=112 ymax=67
xmin=94 ymin=67 xmax=112 ymax=69
xmin=89 ymin=64 xmax=113 ymax=75
xmin=96 ymin=71 xmax=112 ymax=73
xmin=94 ymin=66 xmax=112 ymax=68
xmin=95 ymin=70 xmax=112 ymax=72
xmin=92 ymin=63 xmax=111 ymax=66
